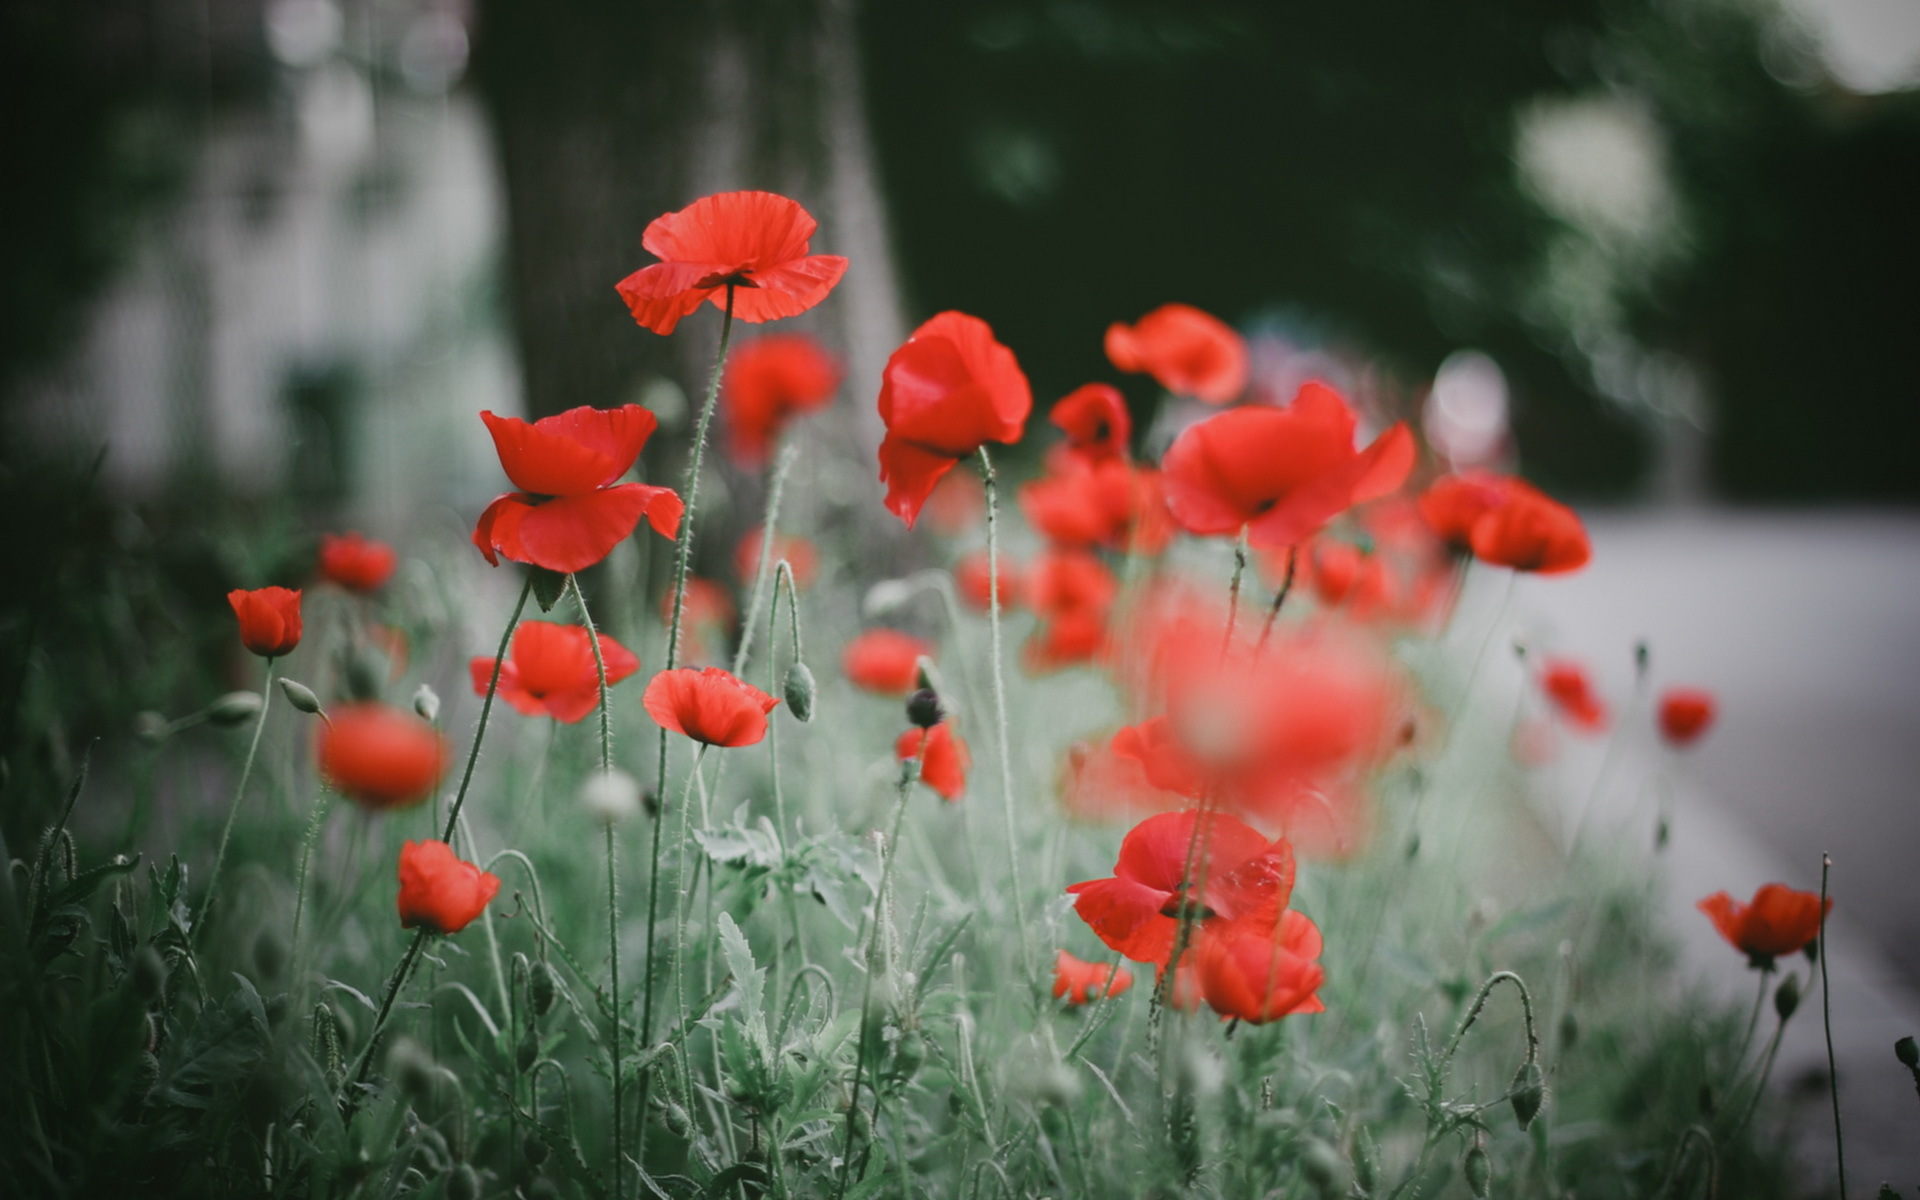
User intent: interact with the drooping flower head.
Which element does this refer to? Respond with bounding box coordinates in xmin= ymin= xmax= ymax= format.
xmin=1052 ymin=950 xmax=1134 ymax=1004
xmin=228 ymin=587 xmax=303 ymax=658
xmin=616 ymin=191 xmax=848 ymax=336
xmin=1698 ymin=883 xmax=1831 ymax=968
xmin=317 ymin=703 xmax=450 ymax=810
xmin=397 ymin=840 xmax=501 ymax=935
xmin=1539 ymin=658 xmax=1608 ymax=733
xmin=1659 ymin=687 xmax=1717 ymax=748
xmin=470 ymin=621 xmax=640 ymax=724
xmin=722 ymin=333 xmax=843 ymax=465
xmin=896 ymin=720 xmax=970 ymax=801
xmin=876 ymin=312 xmax=1032 ymax=527
xmin=842 ymin=629 xmax=932 ymax=695
xmin=1104 ymin=303 xmax=1248 ymax=404
xmin=318 ymin=533 xmax=398 ymax=593
xmin=1049 ymin=383 xmax=1132 ymax=464
xmin=1160 ymin=381 xmax=1414 ymax=550
xmin=643 ymin=667 xmax=780 ymax=747
xmin=473 ymin=405 xmax=683 ymax=574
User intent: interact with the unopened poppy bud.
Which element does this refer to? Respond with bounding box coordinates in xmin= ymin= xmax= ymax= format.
xmin=209 ymin=691 xmax=265 ymax=727
xmin=388 ymin=1037 xmax=437 ymax=1102
xmin=413 ymin=684 xmax=440 ymax=722
xmin=279 ymin=678 xmax=324 ymax=716
xmin=580 ymin=767 xmax=641 ymax=825
xmin=863 ymin=579 xmax=914 ymax=617
xmin=663 ymin=1100 xmax=693 ymax=1137
xmin=446 ymin=1163 xmax=480 ymax=1200
xmin=906 ymin=687 xmax=945 ymax=730
xmin=531 ymin=961 xmax=558 ymax=1017
xmin=130 ymin=944 xmax=168 ymax=1002
xmin=783 ymin=661 xmax=816 ymax=723
xmin=1509 ymin=1060 xmax=1546 ymax=1130
xmin=1298 ymin=1137 xmax=1350 ymax=1198
xmin=133 ymin=712 xmax=170 ymax=743
xmin=1463 ymin=1143 xmax=1492 ymax=1197
xmin=1038 ymin=1103 xmax=1067 ymax=1141
xmin=1774 ymin=973 xmax=1802 ymax=1021
xmin=1896 ymin=1035 xmax=1919 ymax=1068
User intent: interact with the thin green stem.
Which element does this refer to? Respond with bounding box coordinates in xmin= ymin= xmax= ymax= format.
xmin=567 ymin=572 xmax=621 ymax=1197
xmin=1220 ymin=529 xmax=1249 ymax=654
xmin=344 ymin=927 xmax=428 ymax=1109
xmin=441 ymin=575 xmax=534 ymax=843
xmin=1820 ymin=853 xmax=1846 ymax=1200
xmin=768 ymin=561 xmax=808 ymax=975
xmin=288 ymin=783 xmax=333 ymax=980
xmin=977 ymin=446 xmax=1036 ymax=993
xmin=197 ymin=658 xmax=276 ymax=948
xmin=1254 ymin=544 xmax=1299 ymax=653
xmin=733 ymin=442 xmax=798 ymax=676
xmin=1737 ymin=966 xmax=1771 ymax=1064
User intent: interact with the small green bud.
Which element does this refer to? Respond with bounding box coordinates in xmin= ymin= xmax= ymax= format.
xmin=531 ymin=961 xmax=558 ymax=1018
xmin=1298 ymin=1137 xmax=1351 ymax=1198
xmin=446 ymin=1163 xmax=480 ymax=1200
xmin=530 ymin=567 xmax=568 ymax=612
xmin=133 ymin=712 xmax=170 ymax=744
xmin=278 ymin=678 xmax=323 ymax=715
xmin=1774 ymin=972 xmax=1802 ymax=1022
xmin=1559 ymin=1010 xmax=1580 ymax=1049
xmin=663 ymin=1100 xmax=692 ymax=1138
xmin=413 ymin=684 xmax=440 ymax=722
xmin=1462 ymin=1142 xmax=1492 ymax=1198
xmin=782 ymin=661 xmax=816 ymax=723
xmin=1037 ymin=1104 xmax=1067 ymax=1142
xmin=208 ymin=691 xmax=264 ymax=727
xmin=906 ymin=687 xmax=945 ymax=730
xmin=1510 ymin=1059 xmax=1546 ymax=1130
xmin=1895 ymin=1035 xmax=1918 ymax=1068
xmin=129 ymin=944 xmax=168 ymax=1002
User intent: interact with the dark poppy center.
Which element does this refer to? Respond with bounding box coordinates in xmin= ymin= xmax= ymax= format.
xmin=1158 ymin=888 xmax=1218 ymax=921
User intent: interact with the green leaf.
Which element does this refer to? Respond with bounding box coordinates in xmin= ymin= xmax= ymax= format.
xmin=156 ymin=974 xmax=269 ymax=1109
xmin=717 ymin=912 xmax=770 ymax=1062
xmin=49 ymin=853 xmax=141 ymax=912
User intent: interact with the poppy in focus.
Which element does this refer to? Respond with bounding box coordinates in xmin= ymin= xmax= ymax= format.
xmin=318 ymin=703 xmax=450 ymax=810
xmin=876 ymin=312 xmax=1032 ymax=527
xmin=1053 ymin=950 xmax=1134 ymax=1004
xmin=1699 ymin=883 xmax=1831 ymax=968
xmin=473 ymin=405 xmax=683 ymax=574
xmin=643 ymin=667 xmax=780 ymax=748
xmin=1539 ymin=658 xmax=1608 ymax=733
xmin=1659 ymin=687 xmax=1717 ymax=748
xmin=1104 ymin=303 xmax=1248 ymax=404
xmin=228 ymin=587 xmax=303 ymax=658
xmin=318 ymin=533 xmax=398 ymax=593
xmin=896 ymin=720 xmax=970 ymax=801
xmin=616 ymin=191 xmax=848 ymax=336
xmin=1191 ymin=909 xmax=1327 ymax=1023
xmin=1160 ymin=381 xmax=1414 ymax=550
xmin=722 ymin=333 xmax=842 ymax=465
xmin=1049 ymin=383 xmax=1132 ymax=464
xmin=842 ymin=629 xmax=932 ymax=695
xmin=470 ymin=621 xmax=640 ymax=724
xmin=397 ymin=840 xmax=501 ymax=935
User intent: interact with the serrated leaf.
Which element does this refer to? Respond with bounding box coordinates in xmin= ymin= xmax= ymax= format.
xmin=717 ymin=913 xmax=770 ymax=1062
xmin=156 ymin=975 xmax=269 ymax=1108
xmin=695 ymin=824 xmax=781 ymax=871
xmin=50 ymin=853 xmax=141 ymax=912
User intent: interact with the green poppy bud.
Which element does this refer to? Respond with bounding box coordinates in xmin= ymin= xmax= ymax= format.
xmin=446 ymin=1163 xmax=480 ymax=1200
xmin=531 ymin=961 xmax=558 ymax=1018
xmin=522 ymin=1133 xmax=550 ymax=1166
xmin=783 ymin=661 xmax=816 ymax=723
xmin=906 ymin=687 xmax=945 ymax=730
xmin=1510 ymin=1059 xmax=1546 ymax=1130
xmin=209 ymin=691 xmax=264 ymax=727
xmin=1894 ymin=1035 xmax=1917 ymax=1068
xmin=1463 ymin=1143 xmax=1492 ymax=1198
xmin=133 ymin=712 xmax=170 ymax=744
xmin=278 ymin=678 xmax=324 ymax=716
xmin=1774 ymin=972 xmax=1802 ymax=1022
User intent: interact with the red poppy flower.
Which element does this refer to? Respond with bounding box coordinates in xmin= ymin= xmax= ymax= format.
xmin=1192 ymin=909 xmax=1326 ymax=1023
xmin=876 ymin=312 xmax=1032 ymax=527
xmin=317 ymin=703 xmax=450 ymax=810
xmin=1539 ymin=658 xmax=1608 ymax=733
xmin=318 ymin=532 xmax=398 ymax=593
xmin=1050 ymin=383 xmax=1132 ymax=463
xmin=472 ymin=405 xmax=683 ymax=575
xmin=1659 ymin=687 xmax=1717 ymax=748
xmin=955 ymin=549 xmax=1024 ymax=612
xmin=895 ymin=720 xmax=970 ymax=801
xmin=1066 ymin=810 xmax=1296 ymax=967
xmin=228 ymin=587 xmax=303 ymax=658
xmin=1161 ymin=381 xmax=1415 ymax=550
xmin=397 ymin=840 xmax=501 ymax=935
xmin=615 ymin=191 xmax=848 ymax=336
xmin=1019 ymin=459 xmax=1175 ymax=555
xmin=470 ymin=621 xmax=640 ymax=724
xmin=1468 ymin=488 xmax=1589 ymax=574
xmin=722 ymin=333 xmax=843 ymax=465
xmin=1104 ymin=303 xmax=1248 ymax=404
xmin=643 ymin=666 xmax=780 ymax=747
xmin=1417 ymin=472 xmax=1522 ymax=554
xmin=735 ymin=527 xmax=818 ymax=590
xmin=842 ymin=629 xmax=932 ymax=695
xmin=1024 ymin=549 xmax=1119 ymax=672
xmin=1698 ymin=884 xmax=1831 ymax=967
xmin=1053 ymin=950 xmax=1134 ymax=1004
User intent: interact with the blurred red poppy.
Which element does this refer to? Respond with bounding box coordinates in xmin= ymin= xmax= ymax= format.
xmin=1659 ymin=687 xmax=1717 ymax=747
xmin=1049 ymin=383 xmax=1132 ymax=463
xmin=318 ymin=703 xmax=449 ymax=810
xmin=895 ymin=720 xmax=970 ymax=801
xmin=1019 ymin=459 xmax=1175 ymax=555
xmin=955 ymin=549 xmax=1024 ymax=612
xmin=1067 ymin=810 xmax=1296 ymax=967
xmin=228 ymin=587 xmax=303 ymax=658
xmin=1698 ymin=883 xmax=1830 ymax=968
xmin=470 ymin=621 xmax=640 ymax=724
xmin=876 ymin=312 xmax=1032 ymax=527
xmin=643 ymin=666 xmax=780 ymax=747
xmin=842 ymin=629 xmax=931 ymax=695
xmin=1192 ymin=909 xmax=1326 ymax=1023
xmin=1161 ymin=381 xmax=1414 ymax=550
xmin=473 ymin=405 xmax=682 ymax=574
xmin=397 ymin=840 xmax=501 ymax=935
xmin=663 ymin=576 xmax=737 ymax=666
xmin=318 ymin=532 xmax=397 ymax=593
xmin=1024 ymin=549 xmax=1119 ymax=672
xmin=1539 ymin=658 xmax=1608 ymax=733
xmin=1104 ymin=304 xmax=1248 ymax=404
xmin=735 ymin=526 xmax=817 ymax=590
xmin=722 ymin=333 xmax=842 ymax=465
xmin=1417 ymin=472 xmax=1520 ymax=554
xmin=1468 ymin=488 xmax=1589 ymax=574
xmin=616 ymin=191 xmax=848 ymax=335
xmin=1052 ymin=950 xmax=1134 ymax=1004
xmin=923 ymin=470 xmax=986 ymax=535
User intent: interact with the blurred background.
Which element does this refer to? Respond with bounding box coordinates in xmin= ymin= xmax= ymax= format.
xmin=4 ymin=0 xmax=1917 ymax=1056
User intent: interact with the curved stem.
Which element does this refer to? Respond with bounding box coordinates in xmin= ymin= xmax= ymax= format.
xmin=1442 ymin=970 xmax=1540 ymax=1067
xmin=441 ymin=576 xmax=534 ymax=843
xmin=733 ymin=442 xmax=798 ymax=677
xmin=1220 ymin=530 xmax=1249 ymax=655
xmin=977 ymin=446 xmax=1036 ymax=993
xmin=197 ymin=657 xmax=276 ymax=949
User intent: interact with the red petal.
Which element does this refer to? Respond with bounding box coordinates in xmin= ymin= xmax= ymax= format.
xmin=642 ymin=191 xmax=817 ymax=270
xmin=481 ymin=406 xmax=657 ymax=495
xmin=617 ymin=263 xmax=717 ymax=335
xmin=1066 ymin=876 xmax=1178 ymax=965
xmin=725 ymin=255 xmax=850 ymax=323
xmin=878 ymin=435 xmax=961 ymax=529
xmin=484 ymin=486 xmax=678 ymax=574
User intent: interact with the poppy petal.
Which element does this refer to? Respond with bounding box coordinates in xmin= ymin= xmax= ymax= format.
xmin=484 ymin=485 xmax=673 ymax=574
xmin=617 ymin=263 xmax=719 ymax=336
xmin=1065 ymin=876 xmax=1178 ymax=965
xmin=725 ymin=255 xmax=851 ymax=323
xmin=641 ymin=190 xmax=817 ymax=268
xmin=481 ymin=407 xmax=657 ymax=495
xmin=877 ymin=435 xmax=961 ymax=529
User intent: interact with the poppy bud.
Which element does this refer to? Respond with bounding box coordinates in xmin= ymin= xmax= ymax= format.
xmin=891 ymin=1030 xmax=926 ymax=1081
xmin=580 ymin=768 xmax=641 ymax=825
xmin=531 ymin=961 xmax=558 ymax=1018
xmin=388 ymin=1037 xmax=437 ymax=1102
xmin=663 ymin=1100 xmax=693 ymax=1138
xmin=1298 ymin=1137 xmax=1351 ymax=1198
xmin=1038 ymin=1104 xmax=1067 ymax=1142
xmin=783 ymin=661 xmax=817 ymax=723
xmin=446 ymin=1163 xmax=480 ymax=1200
xmin=413 ymin=684 xmax=440 ymax=722
xmin=209 ymin=691 xmax=265 ymax=727
xmin=1510 ymin=1060 xmax=1546 ymax=1130
xmin=1774 ymin=973 xmax=1802 ymax=1022
xmin=133 ymin=712 xmax=170 ymax=744
xmin=279 ymin=678 xmax=324 ymax=716
xmin=906 ymin=687 xmax=945 ymax=730
xmin=1463 ymin=1143 xmax=1492 ymax=1198
xmin=523 ymin=1133 xmax=550 ymax=1166
xmin=1896 ymin=1035 xmax=1919 ymax=1068
xmin=130 ymin=944 xmax=168 ymax=1002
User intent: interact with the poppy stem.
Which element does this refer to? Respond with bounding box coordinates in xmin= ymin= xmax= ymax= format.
xmin=1820 ymin=853 xmax=1847 ymax=1200
xmin=768 ymin=560 xmax=808 ymax=973
xmin=976 ymin=446 xmax=1038 ymax=995
xmin=441 ymin=575 xmax=533 ymax=844
xmin=1441 ymin=970 xmax=1540 ymax=1067
xmin=288 ymin=781 xmax=333 ymax=986
xmin=343 ymin=927 xmax=429 ymax=1113
xmin=733 ymin=442 xmax=798 ymax=676
xmin=1737 ymin=966 xmax=1770 ymax=1063
xmin=1254 ymin=544 xmax=1300 ymax=653
xmin=1220 ymin=529 xmax=1249 ymax=655
xmin=196 ymin=656 xmax=276 ymax=950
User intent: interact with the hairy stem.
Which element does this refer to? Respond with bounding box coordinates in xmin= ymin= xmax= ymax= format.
xmin=978 ymin=446 xmax=1037 ymax=993
xmin=197 ymin=658 xmax=276 ymax=948
xmin=441 ymin=575 xmax=534 ymax=843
